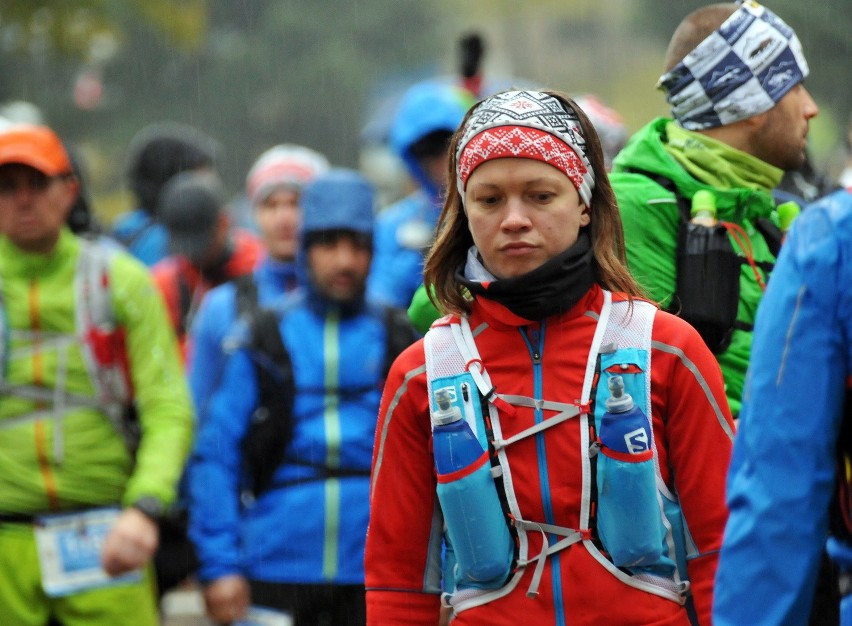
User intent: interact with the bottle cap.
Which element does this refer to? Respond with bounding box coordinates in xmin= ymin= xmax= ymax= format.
xmin=690 ymin=189 xmax=717 ymax=218
xmin=605 ymin=375 xmax=635 ymax=413
xmin=777 ymin=201 xmax=800 ymax=232
xmin=431 ymin=387 xmax=463 ymax=425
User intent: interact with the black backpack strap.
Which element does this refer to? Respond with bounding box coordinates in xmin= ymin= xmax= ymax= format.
xmin=233 ymin=273 xmax=260 ymax=319
xmin=240 ymin=303 xmax=296 ymax=500
xmin=382 ymin=305 xmax=419 ymax=378
xmin=621 ymin=169 xmax=692 ymax=222
xmin=175 ymin=272 xmax=193 ymax=339
xmin=754 ymin=217 xmax=783 ymax=259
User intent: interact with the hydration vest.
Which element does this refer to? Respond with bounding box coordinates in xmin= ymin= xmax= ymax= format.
xmin=0 ymin=240 xmax=137 ymax=462
xmin=626 ymin=170 xmax=776 ymax=354
xmin=424 ymin=291 xmax=697 ymax=616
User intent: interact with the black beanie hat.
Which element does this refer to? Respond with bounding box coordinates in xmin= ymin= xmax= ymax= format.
xmin=125 ymin=122 xmax=218 ymax=215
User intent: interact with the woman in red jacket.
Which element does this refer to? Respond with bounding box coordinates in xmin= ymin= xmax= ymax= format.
xmin=365 ymin=90 xmax=734 ymax=625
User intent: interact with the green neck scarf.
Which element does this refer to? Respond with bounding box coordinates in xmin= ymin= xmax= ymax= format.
xmin=664 ymin=122 xmax=783 ymax=193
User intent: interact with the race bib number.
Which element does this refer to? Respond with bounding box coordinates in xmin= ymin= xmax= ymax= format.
xmin=34 ymin=508 xmax=142 ymax=597
xmin=235 ymin=606 xmax=293 ymax=626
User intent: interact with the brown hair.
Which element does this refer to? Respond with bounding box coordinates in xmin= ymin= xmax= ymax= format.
xmin=663 ymin=3 xmax=739 ymax=72
xmin=423 ymin=89 xmax=646 ymax=316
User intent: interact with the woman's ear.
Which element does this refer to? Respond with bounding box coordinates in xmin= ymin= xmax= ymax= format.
xmin=579 ymin=204 xmax=591 ymax=227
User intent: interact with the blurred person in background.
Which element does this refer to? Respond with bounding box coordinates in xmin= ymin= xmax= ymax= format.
xmin=367 ymin=81 xmax=472 ymax=309
xmin=150 ymin=169 xmax=263 ymax=599
xmin=1 ymin=110 xmax=110 ymax=242
xmin=714 ymin=187 xmax=852 ymax=624
xmin=0 ymin=125 xmax=192 ymax=625
xmin=609 ymin=1 xmax=819 ymax=419
xmin=151 ymin=170 xmax=263 ymax=360
xmin=771 ymin=149 xmax=838 ymax=207
xmin=188 ymin=144 xmax=329 ymax=425
xmin=573 ymin=94 xmax=628 ymax=171
xmin=188 ymin=169 xmax=416 ymax=626
xmin=113 ymin=122 xmax=218 ymax=267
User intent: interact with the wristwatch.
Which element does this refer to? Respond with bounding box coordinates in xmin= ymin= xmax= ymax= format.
xmin=131 ymin=497 xmax=165 ymax=521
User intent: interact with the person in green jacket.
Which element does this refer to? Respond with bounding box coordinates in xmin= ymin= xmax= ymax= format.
xmin=0 ymin=125 xmax=193 ymax=625
xmin=610 ymin=1 xmax=819 ymax=417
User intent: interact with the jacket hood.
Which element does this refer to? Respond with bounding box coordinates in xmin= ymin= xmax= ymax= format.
xmin=300 ymin=169 xmax=375 ymax=240
xmin=298 ymin=169 xmax=376 ymax=311
xmin=390 ymin=81 xmax=471 ymax=198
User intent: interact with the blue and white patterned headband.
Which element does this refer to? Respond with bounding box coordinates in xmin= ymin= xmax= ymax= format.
xmin=658 ymin=1 xmax=809 ymax=130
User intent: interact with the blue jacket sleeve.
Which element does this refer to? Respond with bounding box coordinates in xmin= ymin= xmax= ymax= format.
xmin=187 ymin=348 xmax=258 ymax=582
xmin=714 ymin=196 xmax=852 ymax=625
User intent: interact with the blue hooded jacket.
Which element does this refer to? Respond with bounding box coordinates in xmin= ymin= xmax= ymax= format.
xmin=367 ymin=82 xmax=471 ymax=308
xmin=714 ymin=189 xmax=852 ymax=624
xmin=188 ymin=170 xmax=407 ymax=585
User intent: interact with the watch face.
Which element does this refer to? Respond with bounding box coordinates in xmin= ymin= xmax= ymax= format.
xmin=133 ymin=497 xmax=164 ymax=520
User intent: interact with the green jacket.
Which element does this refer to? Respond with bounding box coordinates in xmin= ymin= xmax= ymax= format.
xmin=610 ymin=118 xmax=781 ymax=417
xmin=0 ymin=228 xmax=193 ymax=514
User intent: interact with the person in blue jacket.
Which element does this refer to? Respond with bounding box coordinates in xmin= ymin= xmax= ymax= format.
xmin=714 ymin=187 xmax=852 ymax=625
xmin=188 ymin=169 xmax=417 ymax=626
xmin=113 ymin=122 xmax=219 ymax=266
xmin=187 ymin=144 xmax=329 ymax=423
xmin=367 ymin=81 xmax=472 ymax=309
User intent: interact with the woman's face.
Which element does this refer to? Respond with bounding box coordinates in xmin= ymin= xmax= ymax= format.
xmin=464 ymin=158 xmax=590 ymax=279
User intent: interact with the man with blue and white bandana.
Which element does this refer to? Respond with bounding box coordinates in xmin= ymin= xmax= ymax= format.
xmin=610 ymin=1 xmax=819 ymax=419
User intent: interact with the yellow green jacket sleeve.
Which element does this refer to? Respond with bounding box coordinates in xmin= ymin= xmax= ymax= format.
xmin=110 ymin=250 xmax=194 ymax=507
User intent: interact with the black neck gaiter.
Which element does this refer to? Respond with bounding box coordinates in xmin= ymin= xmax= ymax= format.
xmin=458 ymin=230 xmax=597 ymax=322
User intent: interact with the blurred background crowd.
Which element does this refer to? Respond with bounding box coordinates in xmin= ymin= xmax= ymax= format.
xmin=1 ymin=0 xmax=849 ymax=225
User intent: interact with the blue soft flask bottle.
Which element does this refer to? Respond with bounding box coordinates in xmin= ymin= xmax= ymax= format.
xmin=596 ymin=375 xmax=663 ymax=567
xmin=432 ymin=386 xmax=513 ymax=589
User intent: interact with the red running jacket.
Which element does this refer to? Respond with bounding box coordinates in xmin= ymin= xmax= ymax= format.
xmin=366 ymin=284 xmax=734 ymax=625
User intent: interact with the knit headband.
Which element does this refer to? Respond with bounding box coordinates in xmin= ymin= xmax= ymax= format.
xmin=456 ymin=90 xmax=595 ymax=206
xmin=658 ymin=1 xmax=809 ymax=130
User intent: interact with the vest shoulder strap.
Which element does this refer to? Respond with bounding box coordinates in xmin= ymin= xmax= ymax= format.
xmin=233 ymin=273 xmax=260 ymax=319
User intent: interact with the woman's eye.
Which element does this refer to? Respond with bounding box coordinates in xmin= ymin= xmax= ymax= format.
xmin=532 ymin=192 xmax=554 ymax=202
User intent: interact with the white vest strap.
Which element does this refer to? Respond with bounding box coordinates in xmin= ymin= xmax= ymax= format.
xmin=492 ymin=398 xmax=588 ymax=451
xmin=0 ymin=240 xmax=128 ymax=463
xmin=513 ymin=519 xmax=588 ymax=597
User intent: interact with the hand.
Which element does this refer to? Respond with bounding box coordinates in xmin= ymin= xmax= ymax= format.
xmin=203 ymin=575 xmax=251 ymax=625
xmin=100 ymin=507 xmax=159 ymax=576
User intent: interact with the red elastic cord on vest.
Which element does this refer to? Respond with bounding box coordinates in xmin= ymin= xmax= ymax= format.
xmin=436 ymin=450 xmax=489 ymax=484
xmin=600 ymin=445 xmax=654 ymax=463
xmin=723 ymin=221 xmax=767 ymax=291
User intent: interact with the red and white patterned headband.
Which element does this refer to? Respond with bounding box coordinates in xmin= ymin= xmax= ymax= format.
xmin=456 ymin=90 xmax=594 ymax=205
